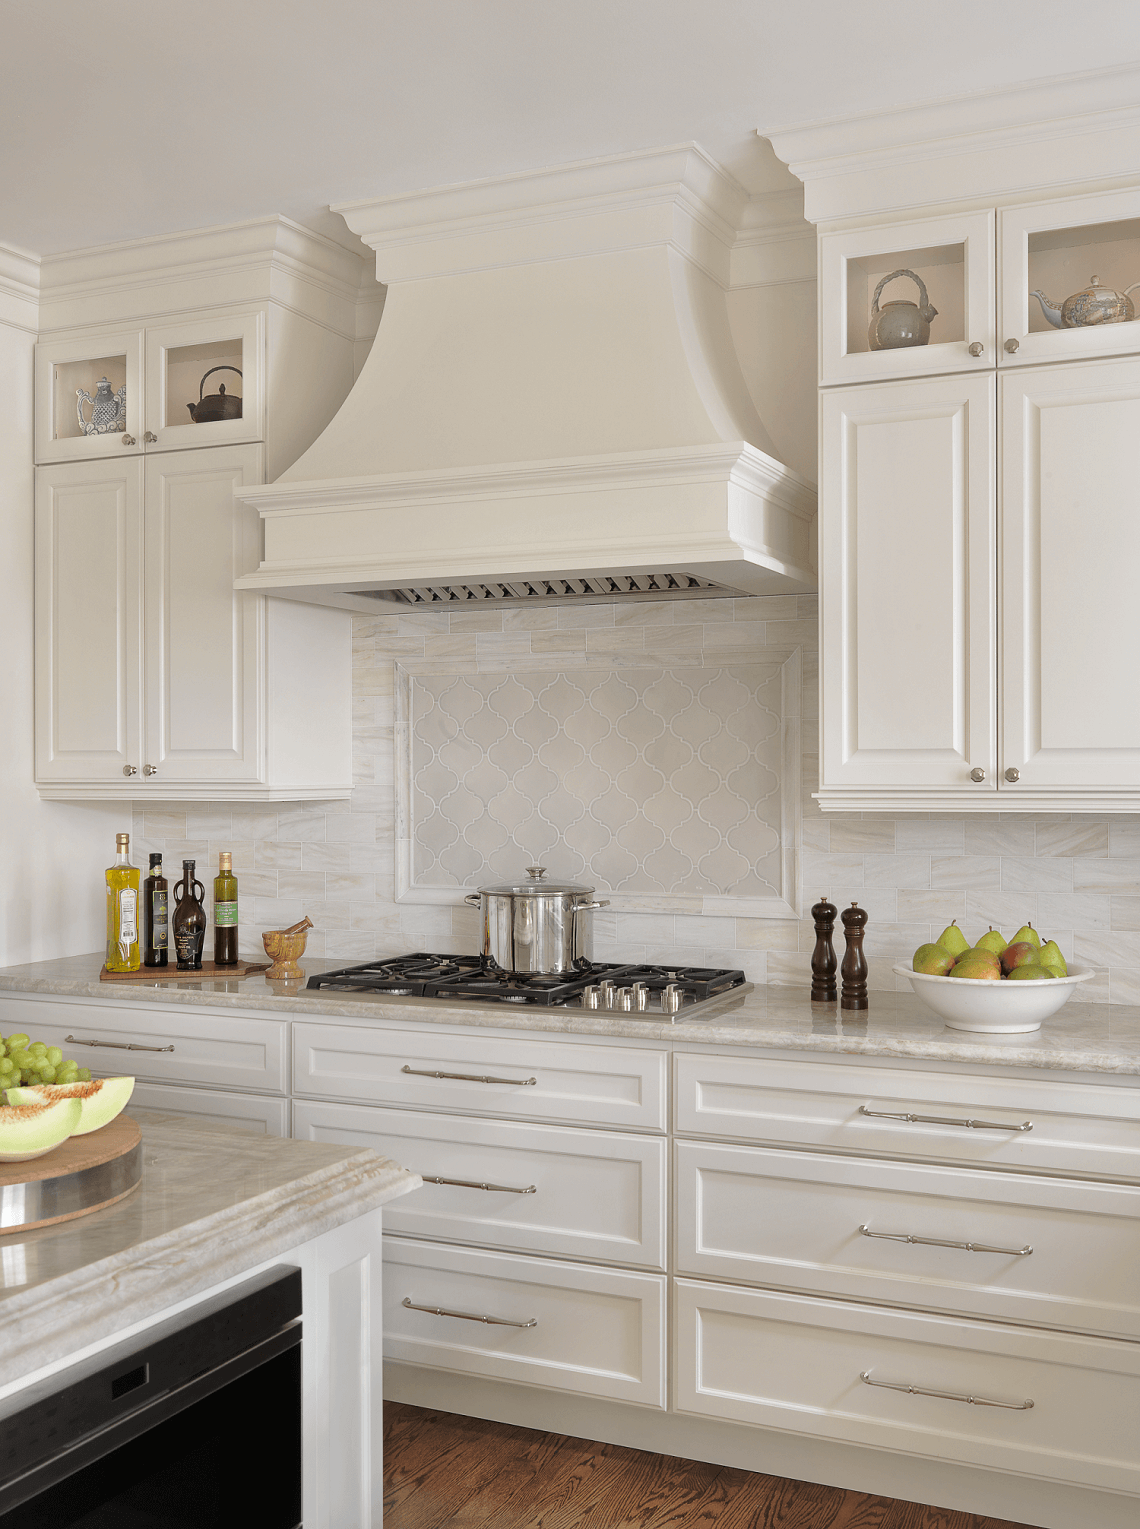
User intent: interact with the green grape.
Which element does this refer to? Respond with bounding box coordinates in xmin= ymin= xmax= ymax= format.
xmin=11 ymin=1052 xmax=30 ymax=1071
xmin=0 ymin=1059 xmax=13 ymax=1076
xmin=29 ymin=1043 xmax=46 ymax=1058
xmin=0 ymin=1042 xmax=7 ymax=1059
xmin=77 ymin=1068 xmax=91 ymax=1083
xmin=46 ymin=1047 xmax=62 ymax=1067
xmin=39 ymin=1066 xmax=56 ymax=1084
xmin=6 ymin=1035 xmax=28 ymax=1051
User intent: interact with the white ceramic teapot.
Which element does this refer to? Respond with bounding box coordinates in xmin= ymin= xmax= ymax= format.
xmin=867 ymin=269 xmax=938 ymax=350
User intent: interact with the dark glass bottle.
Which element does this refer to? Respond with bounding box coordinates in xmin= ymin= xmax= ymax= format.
xmin=142 ymin=852 xmax=169 ymax=968
xmin=172 ymin=859 xmax=207 ymax=972
xmin=214 ymin=851 xmax=239 ymax=967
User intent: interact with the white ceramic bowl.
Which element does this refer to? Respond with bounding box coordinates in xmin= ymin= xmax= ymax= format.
xmin=892 ymin=964 xmax=1095 ymax=1033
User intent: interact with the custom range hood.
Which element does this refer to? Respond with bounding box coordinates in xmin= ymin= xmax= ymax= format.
xmin=234 ymin=146 xmax=816 ymax=613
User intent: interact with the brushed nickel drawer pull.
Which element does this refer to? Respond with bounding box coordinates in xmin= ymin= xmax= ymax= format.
xmin=424 ymin=1175 xmax=537 ymax=1195
xmin=65 ymin=1034 xmax=174 ymax=1053
xmin=860 ymin=1370 xmax=1033 ymax=1410
xmin=401 ymin=1065 xmax=536 ymax=1086
xmin=858 ymin=1225 xmax=1032 ymax=1256
xmin=402 ymin=1297 xmax=537 ymax=1328
xmin=859 ymin=1105 xmax=1032 ymax=1132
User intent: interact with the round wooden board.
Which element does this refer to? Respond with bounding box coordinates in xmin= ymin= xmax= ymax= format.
xmin=0 ymin=1114 xmax=142 ymax=1234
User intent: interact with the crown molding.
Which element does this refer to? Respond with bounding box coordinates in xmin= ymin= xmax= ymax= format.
xmin=764 ymin=61 xmax=1140 ymax=223
xmin=0 ymin=243 xmax=40 ymax=331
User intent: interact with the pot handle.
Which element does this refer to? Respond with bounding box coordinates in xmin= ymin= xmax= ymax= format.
xmin=463 ymin=893 xmax=482 ymax=907
xmin=575 ymin=900 xmax=610 ymax=911
xmin=870 ymin=268 xmax=930 ymax=316
xmin=197 ymin=364 xmax=243 ymax=400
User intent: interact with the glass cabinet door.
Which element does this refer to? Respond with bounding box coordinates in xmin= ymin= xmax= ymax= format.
xmin=34 ymin=329 xmax=144 ymax=464
xmin=144 ymin=309 xmax=264 ymax=450
xmin=820 ymin=210 xmax=995 ymax=386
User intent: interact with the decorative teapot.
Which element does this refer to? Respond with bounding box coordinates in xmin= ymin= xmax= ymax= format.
xmin=76 ymin=376 xmax=126 ymax=436
xmin=868 ymin=269 xmax=938 ymax=351
xmin=1030 ymin=275 xmax=1140 ymax=328
xmin=187 ymin=365 xmax=243 ymax=423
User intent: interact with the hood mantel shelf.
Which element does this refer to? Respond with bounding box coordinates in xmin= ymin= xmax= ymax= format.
xmin=233 ymin=144 xmax=816 ymax=611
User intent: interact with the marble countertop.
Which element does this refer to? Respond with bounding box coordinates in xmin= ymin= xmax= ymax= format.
xmin=2 ymin=954 xmax=1140 ymax=1076
xmin=0 ymin=1106 xmax=419 ymax=1390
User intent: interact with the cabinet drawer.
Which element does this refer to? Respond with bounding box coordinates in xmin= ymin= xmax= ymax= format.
xmin=293 ymin=1023 xmax=666 ymax=1131
xmin=133 ymin=1083 xmax=288 ymax=1135
xmin=675 ymin=1053 xmax=1140 ymax=1179
xmin=293 ymin=1101 xmax=666 ymax=1269
xmin=384 ymin=1238 xmax=665 ymax=1407
xmin=677 ymin=1140 xmax=1140 ymax=1339
xmin=675 ymin=1279 xmax=1140 ymax=1495
xmin=2 ymin=997 xmax=287 ymax=1093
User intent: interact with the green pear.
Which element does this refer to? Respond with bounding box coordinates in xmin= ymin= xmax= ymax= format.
xmin=950 ymin=950 xmax=1001 ymax=979
xmin=974 ymin=926 xmax=1008 ymax=956
xmin=1007 ymin=964 xmax=1056 ymax=981
xmin=913 ymin=943 xmax=956 ymax=976
xmin=1037 ymin=940 xmax=1067 ymax=977
xmin=935 ymin=920 xmax=971 ymax=957
xmin=1010 ymin=923 xmax=1041 ymax=949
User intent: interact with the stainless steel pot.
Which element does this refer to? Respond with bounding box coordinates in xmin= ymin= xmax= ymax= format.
xmin=464 ymin=866 xmax=610 ymax=975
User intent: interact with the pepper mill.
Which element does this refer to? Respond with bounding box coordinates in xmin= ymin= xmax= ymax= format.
xmin=841 ymin=901 xmax=869 ymax=1011
xmin=810 ymin=896 xmax=838 ymax=1003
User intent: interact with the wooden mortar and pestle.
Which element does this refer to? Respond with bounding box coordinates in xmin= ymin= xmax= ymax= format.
xmin=262 ymin=917 xmax=313 ymax=979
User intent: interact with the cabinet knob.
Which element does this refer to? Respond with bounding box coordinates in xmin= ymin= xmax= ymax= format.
xmin=122 ymin=765 xmax=137 ymax=777
xmin=968 ymin=341 xmax=984 ymax=356
xmin=143 ymin=764 xmax=158 ymax=777
xmin=143 ymin=431 xmax=158 ymax=444
xmin=121 ymin=433 xmax=136 ymax=446
xmin=1004 ymin=338 xmax=1020 ymax=354
xmin=1005 ymin=766 xmax=1020 ymax=783
xmin=969 ymin=767 xmax=986 ymax=783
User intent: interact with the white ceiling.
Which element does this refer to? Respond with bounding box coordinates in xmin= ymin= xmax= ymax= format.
xmin=6 ymin=0 xmax=1140 ymax=257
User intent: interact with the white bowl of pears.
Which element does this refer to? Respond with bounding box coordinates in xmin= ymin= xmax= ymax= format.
xmin=893 ymin=921 xmax=1095 ymax=1033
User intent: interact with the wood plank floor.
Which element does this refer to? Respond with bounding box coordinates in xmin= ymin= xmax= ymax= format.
xmin=384 ymin=1402 xmax=1044 ymax=1529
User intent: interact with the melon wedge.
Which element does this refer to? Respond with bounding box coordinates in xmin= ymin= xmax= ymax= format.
xmin=0 ymin=1097 xmax=82 ymax=1161
xmin=6 ymin=1077 xmax=135 ymax=1136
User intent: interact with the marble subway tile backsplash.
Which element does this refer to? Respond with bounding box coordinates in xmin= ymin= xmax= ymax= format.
xmin=133 ymin=591 xmax=1140 ymax=1001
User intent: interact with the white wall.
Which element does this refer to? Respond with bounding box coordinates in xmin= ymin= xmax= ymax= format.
xmin=0 ymin=286 xmax=120 ymax=966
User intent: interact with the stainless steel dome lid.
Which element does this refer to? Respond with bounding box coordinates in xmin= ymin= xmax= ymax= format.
xmin=474 ymin=865 xmax=596 ymax=897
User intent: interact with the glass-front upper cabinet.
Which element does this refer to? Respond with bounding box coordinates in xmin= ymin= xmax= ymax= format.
xmin=1000 ymin=188 xmax=1140 ymax=367
xmin=35 ymin=309 xmax=264 ymax=463
xmin=819 ymin=210 xmax=995 ymax=385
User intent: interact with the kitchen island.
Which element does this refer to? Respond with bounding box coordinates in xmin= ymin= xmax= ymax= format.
xmin=1 ymin=956 xmax=1138 ymax=1529
xmin=0 ymin=1104 xmax=419 ymax=1527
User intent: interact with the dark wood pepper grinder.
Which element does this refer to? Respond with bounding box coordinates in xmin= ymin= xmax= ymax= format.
xmin=810 ymin=896 xmax=838 ymax=1003
xmin=840 ymin=901 xmax=869 ymax=1011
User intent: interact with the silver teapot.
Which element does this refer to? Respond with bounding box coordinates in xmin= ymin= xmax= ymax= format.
xmin=76 ymin=376 xmax=126 ymax=436
xmin=1030 ymin=274 xmax=1140 ymax=328
xmin=868 ymin=269 xmax=938 ymax=351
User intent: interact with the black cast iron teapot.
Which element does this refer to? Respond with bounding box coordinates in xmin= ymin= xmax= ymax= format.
xmin=187 ymin=365 xmax=243 ymax=423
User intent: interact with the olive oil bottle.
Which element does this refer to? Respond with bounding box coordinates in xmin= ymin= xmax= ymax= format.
xmin=213 ymin=851 xmax=239 ymax=966
xmin=143 ymin=852 xmax=169 ymax=968
xmin=105 ymin=832 xmax=141 ymax=973
xmin=172 ymin=860 xmax=207 ymax=972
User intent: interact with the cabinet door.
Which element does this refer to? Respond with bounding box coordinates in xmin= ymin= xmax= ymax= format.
xmin=818 ymin=374 xmax=996 ymax=808
xmin=1002 ymin=358 xmax=1140 ymax=799
xmin=145 ymin=310 xmax=265 ymax=452
xmin=35 ymin=459 xmax=145 ymax=784
xmin=35 ymin=328 xmax=144 ymax=465
xmin=143 ymin=444 xmax=265 ymax=784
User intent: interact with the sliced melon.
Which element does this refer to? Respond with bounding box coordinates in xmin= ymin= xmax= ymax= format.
xmin=0 ymin=1097 xmax=82 ymax=1161
xmin=6 ymin=1077 xmax=135 ymax=1136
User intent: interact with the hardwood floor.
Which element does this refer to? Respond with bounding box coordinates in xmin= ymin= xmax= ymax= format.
xmin=383 ymin=1402 xmax=1044 ymax=1529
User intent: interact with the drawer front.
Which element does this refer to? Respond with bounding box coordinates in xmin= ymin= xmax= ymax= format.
xmin=0 ymin=997 xmax=286 ymax=1093
xmin=676 ymin=1140 xmax=1140 ymax=1338
xmin=293 ymin=1023 xmax=666 ymax=1131
xmin=294 ymin=1101 xmax=666 ymax=1269
xmin=675 ymin=1279 xmax=1140 ymax=1494
xmin=133 ymin=1083 xmax=288 ymax=1136
xmin=675 ymin=1052 xmax=1140 ymax=1179
xmin=384 ymin=1238 xmax=665 ymax=1406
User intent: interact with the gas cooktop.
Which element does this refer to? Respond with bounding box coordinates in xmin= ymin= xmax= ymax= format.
xmin=303 ymin=954 xmax=750 ymax=1021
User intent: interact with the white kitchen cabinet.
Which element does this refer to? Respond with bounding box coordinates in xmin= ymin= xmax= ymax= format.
xmin=131 ymin=1081 xmax=289 ymax=1135
xmin=35 ymin=445 xmax=352 ymax=800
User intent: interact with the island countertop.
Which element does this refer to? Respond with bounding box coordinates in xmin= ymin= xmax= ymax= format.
xmin=2 ymin=953 xmax=1140 ymax=1077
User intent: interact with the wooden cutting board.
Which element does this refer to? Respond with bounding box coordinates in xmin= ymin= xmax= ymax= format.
xmin=0 ymin=1114 xmax=142 ymax=1234
xmin=100 ymin=959 xmax=270 ymax=982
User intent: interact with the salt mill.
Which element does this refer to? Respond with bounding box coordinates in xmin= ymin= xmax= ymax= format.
xmin=810 ymin=896 xmax=838 ymax=1003
xmin=841 ymin=902 xmax=869 ymax=1011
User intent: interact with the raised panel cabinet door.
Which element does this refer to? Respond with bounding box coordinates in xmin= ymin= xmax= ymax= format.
xmin=1002 ymin=358 xmax=1140 ymax=799
xmin=35 ymin=459 xmax=144 ymax=783
xmin=143 ymin=444 xmax=265 ymax=783
xmin=818 ymin=374 xmax=997 ymax=807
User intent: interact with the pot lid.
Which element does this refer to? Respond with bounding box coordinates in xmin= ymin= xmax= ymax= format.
xmin=474 ymin=866 xmax=596 ymax=897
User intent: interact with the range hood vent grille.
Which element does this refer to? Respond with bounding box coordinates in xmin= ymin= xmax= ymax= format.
xmin=349 ymin=573 xmax=742 ymax=609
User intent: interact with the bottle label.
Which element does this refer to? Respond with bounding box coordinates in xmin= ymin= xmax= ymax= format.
xmin=119 ymin=889 xmax=138 ymax=944
xmin=215 ymin=900 xmax=238 ymax=927
xmin=152 ymin=890 xmax=168 ymax=949
xmin=174 ymin=931 xmax=200 ymax=964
